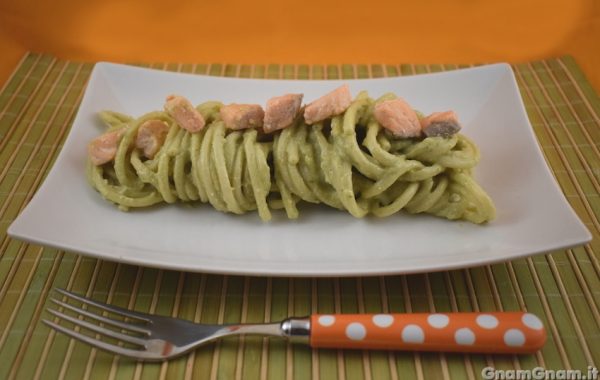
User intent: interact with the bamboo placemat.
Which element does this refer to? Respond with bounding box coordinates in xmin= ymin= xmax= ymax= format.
xmin=0 ymin=53 xmax=598 ymax=380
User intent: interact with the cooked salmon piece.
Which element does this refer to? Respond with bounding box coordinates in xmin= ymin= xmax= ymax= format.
xmin=303 ymin=84 xmax=352 ymax=124
xmin=374 ymin=98 xmax=422 ymax=138
xmin=88 ymin=128 xmax=125 ymax=166
xmin=420 ymin=111 xmax=461 ymax=137
xmin=263 ymin=93 xmax=303 ymax=133
xmin=164 ymin=95 xmax=205 ymax=132
xmin=135 ymin=119 xmax=170 ymax=159
xmin=220 ymin=104 xmax=265 ymax=130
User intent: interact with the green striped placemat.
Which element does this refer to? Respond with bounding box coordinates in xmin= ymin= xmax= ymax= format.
xmin=0 ymin=53 xmax=598 ymax=380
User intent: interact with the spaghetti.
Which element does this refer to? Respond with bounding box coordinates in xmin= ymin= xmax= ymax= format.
xmin=87 ymin=92 xmax=495 ymax=223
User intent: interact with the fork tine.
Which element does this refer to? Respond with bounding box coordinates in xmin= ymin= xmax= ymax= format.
xmin=55 ymin=288 xmax=151 ymax=322
xmin=42 ymin=319 xmax=161 ymax=360
xmin=50 ymin=298 xmax=151 ymax=335
xmin=46 ymin=308 xmax=148 ymax=346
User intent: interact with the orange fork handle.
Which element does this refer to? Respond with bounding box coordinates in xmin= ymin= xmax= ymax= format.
xmin=310 ymin=312 xmax=546 ymax=354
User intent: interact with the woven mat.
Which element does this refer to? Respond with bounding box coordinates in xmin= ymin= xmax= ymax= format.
xmin=0 ymin=53 xmax=599 ymax=379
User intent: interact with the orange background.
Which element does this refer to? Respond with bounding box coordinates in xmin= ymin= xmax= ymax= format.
xmin=0 ymin=0 xmax=599 ymax=90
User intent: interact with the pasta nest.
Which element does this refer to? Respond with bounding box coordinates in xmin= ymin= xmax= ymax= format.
xmin=87 ymin=92 xmax=496 ymax=223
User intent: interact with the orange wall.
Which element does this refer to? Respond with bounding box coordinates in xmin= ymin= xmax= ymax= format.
xmin=0 ymin=29 xmax=26 ymax=87
xmin=0 ymin=0 xmax=598 ymax=91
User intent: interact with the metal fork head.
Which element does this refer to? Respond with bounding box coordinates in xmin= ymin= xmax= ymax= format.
xmin=43 ymin=288 xmax=224 ymax=361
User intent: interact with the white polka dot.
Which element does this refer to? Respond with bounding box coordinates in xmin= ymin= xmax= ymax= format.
xmin=345 ymin=323 xmax=367 ymax=341
xmin=455 ymin=328 xmax=476 ymax=345
xmin=522 ymin=313 xmax=544 ymax=330
xmin=427 ymin=314 xmax=449 ymax=329
xmin=318 ymin=315 xmax=335 ymax=327
xmin=504 ymin=329 xmax=526 ymax=347
xmin=401 ymin=324 xmax=425 ymax=344
xmin=372 ymin=314 xmax=394 ymax=328
xmin=476 ymin=314 xmax=499 ymax=329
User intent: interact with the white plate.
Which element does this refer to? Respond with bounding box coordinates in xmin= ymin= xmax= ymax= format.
xmin=8 ymin=62 xmax=591 ymax=276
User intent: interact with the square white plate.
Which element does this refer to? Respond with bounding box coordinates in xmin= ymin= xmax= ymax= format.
xmin=8 ymin=62 xmax=591 ymax=276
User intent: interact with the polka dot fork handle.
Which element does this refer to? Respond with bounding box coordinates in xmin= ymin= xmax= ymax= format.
xmin=310 ymin=312 xmax=546 ymax=354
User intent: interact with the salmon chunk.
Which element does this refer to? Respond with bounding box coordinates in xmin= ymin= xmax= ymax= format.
xmin=88 ymin=128 xmax=125 ymax=166
xmin=164 ymin=95 xmax=205 ymax=132
xmin=303 ymin=84 xmax=352 ymax=124
xmin=374 ymin=98 xmax=422 ymax=138
xmin=220 ymin=104 xmax=265 ymax=130
xmin=420 ymin=111 xmax=461 ymax=137
xmin=135 ymin=120 xmax=170 ymax=159
xmin=263 ymin=94 xmax=303 ymax=133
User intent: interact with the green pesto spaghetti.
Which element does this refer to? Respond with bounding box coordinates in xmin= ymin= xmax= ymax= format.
xmin=86 ymin=91 xmax=495 ymax=223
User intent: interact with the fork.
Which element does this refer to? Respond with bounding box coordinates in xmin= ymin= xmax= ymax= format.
xmin=43 ymin=288 xmax=547 ymax=361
